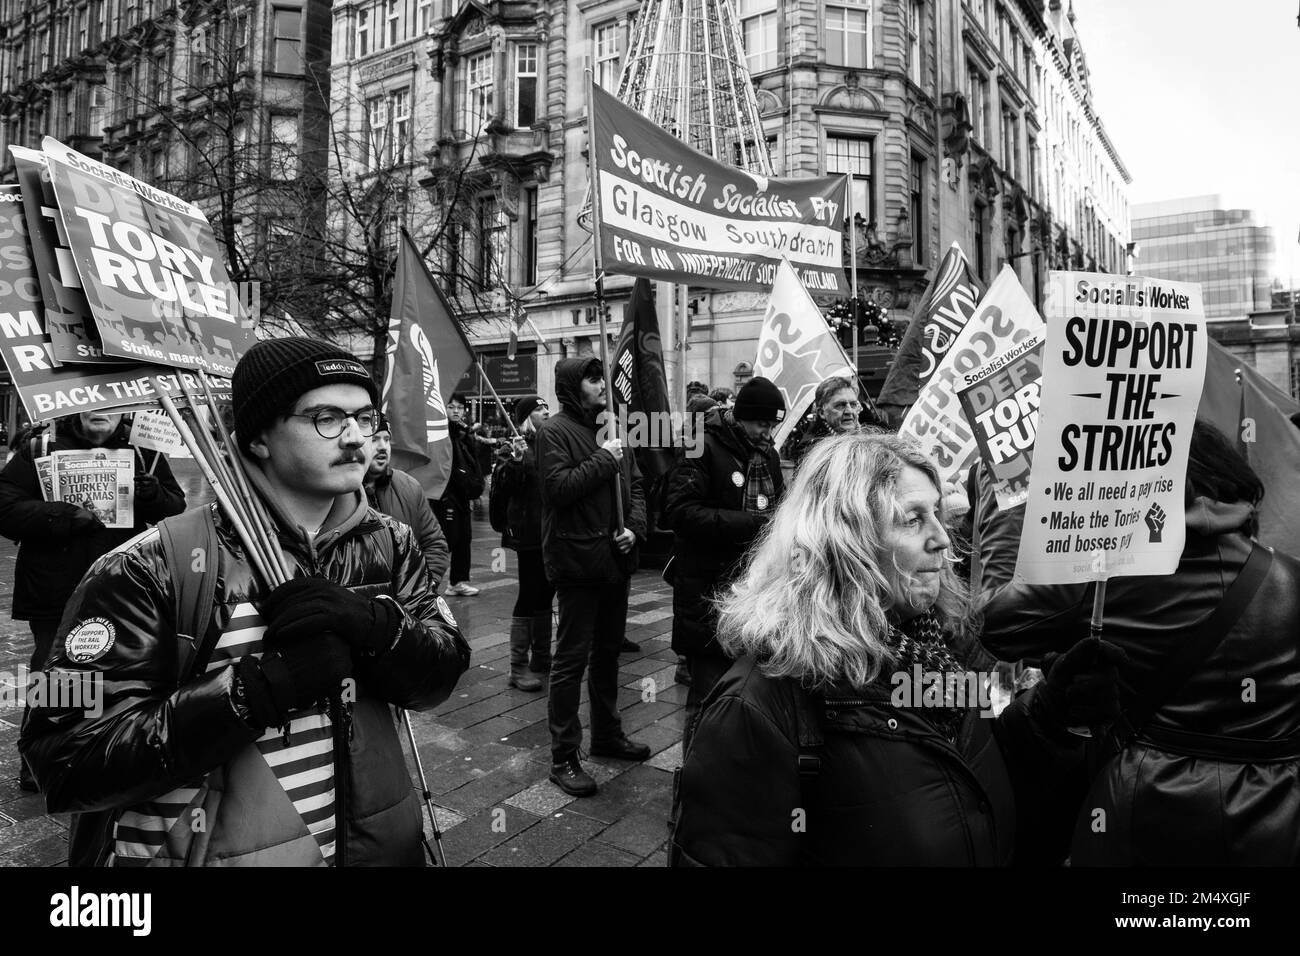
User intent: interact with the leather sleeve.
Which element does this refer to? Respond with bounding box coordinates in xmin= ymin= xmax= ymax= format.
xmin=664 ymin=453 xmax=765 ymax=546
xmin=670 ymin=695 xmax=803 ymax=867
xmin=538 ymin=424 xmax=620 ymax=507
xmin=18 ymin=539 xmax=261 ymax=813
xmin=356 ymin=522 xmax=470 ymax=710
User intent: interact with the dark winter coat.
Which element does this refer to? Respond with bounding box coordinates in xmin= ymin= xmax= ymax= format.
xmin=19 ymin=461 xmax=471 ymax=867
xmin=0 ymin=420 xmax=186 ymax=623
xmin=367 ymin=465 xmax=451 ymax=587
xmin=663 ymin=407 xmax=785 ymax=658
xmin=670 ymin=654 xmax=1080 ymax=866
xmin=537 ymin=357 xmax=647 ymax=587
xmin=975 ymin=473 xmax=1300 ymax=865
xmin=494 ymin=432 xmax=544 ymax=552
xmin=438 ymin=420 xmax=483 ymax=512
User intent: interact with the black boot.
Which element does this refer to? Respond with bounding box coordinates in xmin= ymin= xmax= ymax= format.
xmin=530 ymin=609 xmax=553 ymax=674
xmin=508 ymin=617 xmax=542 ymax=691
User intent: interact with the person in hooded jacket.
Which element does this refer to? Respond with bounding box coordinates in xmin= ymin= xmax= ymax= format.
xmin=664 ymin=377 xmax=787 ymax=749
xmin=492 ymin=395 xmax=554 ymax=691
xmin=975 ymin=419 xmax=1300 ymax=865
xmin=363 ymin=414 xmax=450 ymax=589
xmin=0 ymin=411 xmax=186 ymax=792
xmin=538 ymin=357 xmax=650 ymax=797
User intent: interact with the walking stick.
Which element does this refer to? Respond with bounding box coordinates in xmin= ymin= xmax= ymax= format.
xmin=401 ymin=708 xmax=448 ymax=867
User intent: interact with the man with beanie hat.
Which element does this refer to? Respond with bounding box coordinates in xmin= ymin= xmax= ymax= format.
xmin=664 ymin=375 xmax=786 ymax=750
xmin=538 ymin=357 xmax=650 ymax=796
xmin=21 ymin=336 xmax=471 ymax=866
xmin=436 ymin=393 xmax=484 ymax=596
xmin=364 ymin=414 xmax=451 ymax=588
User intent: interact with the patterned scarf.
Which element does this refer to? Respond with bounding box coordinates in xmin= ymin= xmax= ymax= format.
xmin=884 ymin=610 xmax=967 ymax=744
xmin=728 ymin=412 xmax=777 ymax=515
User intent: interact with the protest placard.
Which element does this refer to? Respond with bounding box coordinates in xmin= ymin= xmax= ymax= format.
xmin=589 ymin=83 xmax=849 ymax=294
xmin=50 ymin=448 xmax=135 ymax=529
xmin=1014 ymin=272 xmax=1207 ymax=585
xmin=899 ymin=266 xmax=1044 ymax=482
xmin=129 ymin=408 xmax=190 ymax=457
xmin=10 ymin=145 xmax=121 ymax=365
xmin=956 ymin=330 xmax=1044 ymax=510
xmin=43 ymin=137 xmax=255 ymax=377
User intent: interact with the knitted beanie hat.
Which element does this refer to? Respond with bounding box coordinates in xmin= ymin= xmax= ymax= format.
xmin=514 ymin=395 xmax=545 ymax=426
xmin=232 ymin=336 xmax=379 ymax=453
xmin=733 ymin=376 xmax=786 ymax=422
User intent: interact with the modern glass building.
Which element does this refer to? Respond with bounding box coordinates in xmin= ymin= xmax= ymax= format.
xmin=1131 ymin=196 xmax=1275 ymax=319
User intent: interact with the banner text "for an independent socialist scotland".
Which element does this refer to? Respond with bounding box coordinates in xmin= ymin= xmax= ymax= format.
xmin=590 ymin=84 xmax=850 ymax=295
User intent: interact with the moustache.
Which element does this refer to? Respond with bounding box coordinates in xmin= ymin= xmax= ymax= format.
xmin=334 ymin=452 xmax=367 ymax=465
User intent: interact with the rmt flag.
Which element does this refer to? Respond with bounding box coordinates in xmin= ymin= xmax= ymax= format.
xmin=610 ymin=278 xmax=674 ymax=480
xmin=753 ymin=258 xmax=856 ymax=452
xmin=384 ymin=229 xmax=475 ymax=500
xmin=878 ymin=242 xmax=982 ymax=410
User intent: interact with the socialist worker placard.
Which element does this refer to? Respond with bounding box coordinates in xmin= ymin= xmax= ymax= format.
xmin=43 ymin=137 xmax=255 ymax=377
xmin=1014 ymin=272 xmax=1207 ymax=585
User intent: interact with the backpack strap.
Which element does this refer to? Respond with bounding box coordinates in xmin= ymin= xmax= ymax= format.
xmin=157 ymin=505 xmax=222 ymax=681
xmin=1108 ymin=542 xmax=1273 ymax=752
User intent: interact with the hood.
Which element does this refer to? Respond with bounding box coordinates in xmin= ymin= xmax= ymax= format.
xmin=554 ymin=356 xmax=603 ymax=417
xmin=1186 ymin=496 xmax=1256 ymax=537
xmin=240 ymin=447 xmax=371 ymax=560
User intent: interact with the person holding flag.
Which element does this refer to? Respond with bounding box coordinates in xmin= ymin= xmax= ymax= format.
xmin=539 ymin=357 xmax=650 ymax=797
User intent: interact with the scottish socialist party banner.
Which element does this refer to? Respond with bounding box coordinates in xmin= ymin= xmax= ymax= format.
xmin=0 ymin=182 xmax=222 ymax=418
xmin=900 ymin=267 xmax=1044 ymax=482
xmin=1015 ymin=273 xmax=1207 ymax=585
xmin=384 ymin=229 xmax=475 ymax=501
xmin=10 ymin=146 xmax=119 ymax=365
xmin=753 ymin=259 xmax=856 ymax=451
xmin=956 ymin=331 xmax=1044 ymax=510
xmin=43 ymin=137 xmax=254 ymax=377
xmin=878 ymin=242 xmax=982 ymax=408
xmin=589 ymin=82 xmax=850 ymax=294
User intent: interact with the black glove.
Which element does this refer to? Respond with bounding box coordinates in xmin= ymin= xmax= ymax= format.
xmin=49 ymin=503 xmax=104 ymax=537
xmin=134 ymin=473 xmax=160 ymax=503
xmin=235 ymin=631 xmax=353 ymax=729
xmin=1031 ymin=639 xmax=1128 ymax=735
xmin=260 ymin=576 xmax=401 ymax=657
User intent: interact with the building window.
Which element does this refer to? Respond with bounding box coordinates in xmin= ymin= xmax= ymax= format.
xmin=826 ymin=0 xmax=870 ymax=69
xmin=906 ymin=0 xmax=922 ymax=86
xmin=269 ymin=113 xmax=299 ymax=177
xmin=357 ymin=8 xmax=370 ymax=57
xmin=593 ymin=21 xmax=621 ymax=92
xmin=910 ymin=153 xmax=925 ymax=266
xmin=419 ymin=0 xmax=433 ymax=34
xmin=477 ymin=195 xmax=506 ymax=290
xmin=1001 ymin=104 xmax=1018 ymax=178
xmin=365 ymin=88 xmax=410 ymax=168
xmin=365 ymin=94 xmax=387 ymax=169
xmin=151 ymin=146 xmax=167 ymax=182
xmin=89 ymin=84 xmax=107 ymax=134
xmin=465 ymin=51 xmax=494 ymax=133
xmin=75 ymin=8 xmax=87 ymax=53
xmin=766 ymin=134 xmax=781 ymax=175
xmin=967 ymin=63 xmax=989 ymax=143
xmin=391 ymin=88 xmax=410 ymax=164
xmin=38 ymin=29 xmax=49 ymax=73
xmin=1027 ymin=134 xmax=1037 ymax=200
xmin=386 ymin=0 xmax=402 ymax=46
xmin=515 ymin=44 xmax=537 ymax=129
xmin=739 ymin=0 xmax=778 ymax=73
xmin=974 ymin=204 xmax=988 ymax=281
xmin=826 ymin=134 xmax=873 ymax=224
xmin=233 ymin=13 xmax=250 ymax=71
xmin=151 ymin=51 xmax=168 ymax=104
xmin=523 ymin=187 xmax=538 ymax=285
xmin=271 ymin=7 xmax=303 ymax=74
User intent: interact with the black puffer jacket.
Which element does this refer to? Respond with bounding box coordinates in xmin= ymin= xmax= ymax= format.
xmin=670 ymin=654 xmax=1080 ymax=866
xmin=0 ymin=419 xmax=186 ymax=623
xmin=537 ymin=357 xmax=647 ymax=587
xmin=664 ymin=407 xmax=784 ymax=657
xmin=367 ymin=465 xmax=450 ymax=586
xmin=20 ymin=462 xmax=471 ymax=867
xmin=975 ymin=474 xmax=1300 ymax=865
xmin=439 ymin=420 xmax=483 ymax=511
xmin=494 ymin=432 xmax=544 ymax=552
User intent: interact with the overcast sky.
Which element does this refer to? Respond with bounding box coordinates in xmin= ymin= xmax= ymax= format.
xmin=1078 ymin=0 xmax=1300 ymax=288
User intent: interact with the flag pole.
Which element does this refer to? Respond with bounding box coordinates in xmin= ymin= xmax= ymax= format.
xmin=586 ymin=69 xmax=625 ymax=531
xmin=475 ymin=362 xmax=521 ymax=439
xmin=848 ymin=176 xmax=860 ymax=381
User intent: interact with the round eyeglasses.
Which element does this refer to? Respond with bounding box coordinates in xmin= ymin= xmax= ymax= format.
xmin=288 ymin=407 xmax=380 ymax=439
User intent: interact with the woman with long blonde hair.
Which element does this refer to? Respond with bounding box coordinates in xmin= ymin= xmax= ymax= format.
xmin=669 ymin=433 xmax=1124 ymax=866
